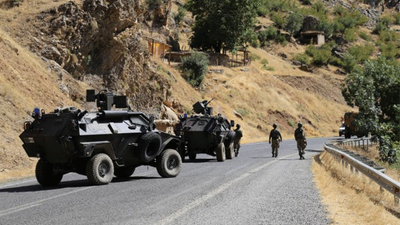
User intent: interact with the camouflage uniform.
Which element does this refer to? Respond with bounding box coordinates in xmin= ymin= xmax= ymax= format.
xmin=294 ymin=123 xmax=306 ymax=160
xmin=233 ymin=125 xmax=243 ymax=157
xmin=269 ymin=124 xmax=282 ymax=157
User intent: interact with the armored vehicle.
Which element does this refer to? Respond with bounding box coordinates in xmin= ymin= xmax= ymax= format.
xmin=20 ymin=90 xmax=182 ymax=186
xmin=176 ymin=100 xmax=235 ymax=162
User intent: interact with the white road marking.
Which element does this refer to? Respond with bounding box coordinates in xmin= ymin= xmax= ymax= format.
xmin=154 ymin=153 xmax=297 ymax=225
xmin=0 ymin=186 xmax=93 ymax=217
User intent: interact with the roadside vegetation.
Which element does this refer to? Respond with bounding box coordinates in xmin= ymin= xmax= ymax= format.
xmin=313 ymin=151 xmax=400 ymax=225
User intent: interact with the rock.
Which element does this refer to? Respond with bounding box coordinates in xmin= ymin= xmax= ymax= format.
xmin=234 ymin=111 xmax=243 ymax=120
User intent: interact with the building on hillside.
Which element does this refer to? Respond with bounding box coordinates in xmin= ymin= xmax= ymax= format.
xmin=299 ymin=31 xmax=325 ymax=45
xmin=147 ymin=37 xmax=171 ymax=57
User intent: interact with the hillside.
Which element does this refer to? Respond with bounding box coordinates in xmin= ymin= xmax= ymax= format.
xmin=0 ymin=0 xmax=360 ymax=181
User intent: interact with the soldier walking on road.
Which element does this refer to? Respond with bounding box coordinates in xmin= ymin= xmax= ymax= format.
xmin=294 ymin=123 xmax=307 ymax=160
xmin=269 ymin=123 xmax=282 ymax=157
xmin=233 ymin=124 xmax=243 ymax=157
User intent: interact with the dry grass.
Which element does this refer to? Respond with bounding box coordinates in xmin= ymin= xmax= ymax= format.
xmin=313 ymin=151 xmax=400 ymax=225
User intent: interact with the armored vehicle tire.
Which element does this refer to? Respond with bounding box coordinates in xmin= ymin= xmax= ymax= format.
xmin=216 ymin=143 xmax=226 ymax=162
xmin=189 ymin=152 xmax=197 ymax=160
xmin=137 ymin=132 xmax=162 ymax=163
xmin=156 ymin=149 xmax=182 ymax=178
xmin=35 ymin=159 xmax=63 ymax=187
xmin=226 ymin=142 xmax=234 ymax=159
xmin=86 ymin=153 xmax=114 ymax=185
xmin=114 ymin=167 xmax=135 ymax=178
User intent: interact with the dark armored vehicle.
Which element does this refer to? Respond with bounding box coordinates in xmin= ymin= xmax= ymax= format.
xmin=20 ymin=90 xmax=182 ymax=186
xmin=176 ymin=100 xmax=235 ymax=162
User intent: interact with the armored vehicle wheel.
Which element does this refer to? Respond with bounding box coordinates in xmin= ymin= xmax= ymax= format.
xmin=114 ymin=167 xmax=135 ymax=178
xmin=35 ymin=159 xmax=63 ymax=187
xmin=86 ymin=153 xmax=114 ymax=185
xmin=137 ymin=132 xmax=162 ymax=163
xmin=226 ymin=142 xmax=234 ymax=159
xmin=189 ymin=152 xmax=197 ymax=160
xmin=156 ymin=149 xmax=182 ymax=178
xmin=216 ymin=143 xmax=226 ymax=162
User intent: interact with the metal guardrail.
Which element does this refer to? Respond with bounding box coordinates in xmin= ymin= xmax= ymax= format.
xmin=324 ymin=143 xmax=400 ymax=199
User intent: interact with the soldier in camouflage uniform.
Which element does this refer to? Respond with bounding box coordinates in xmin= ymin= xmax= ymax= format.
xmin=294 ymin=123 xmax=306 ymax=160
xmin=233 ymin=124 xmax=243 ymax=157
xmin=269 ymin=123 xmax=282 ymax=157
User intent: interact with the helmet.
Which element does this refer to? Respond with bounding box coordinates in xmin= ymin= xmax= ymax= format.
xmin=298 ymin=122 xmax=303 ymax=127
xmin=236 ymin=124 xmax=241 ymax=129
xmin=273 ymin=123 xmax=277 ymax=128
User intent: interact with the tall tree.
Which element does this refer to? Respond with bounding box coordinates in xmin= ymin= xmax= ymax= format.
xmin=342 ymin=57 xmax=400 ymax=163
xmin=186 ymin=0 xmax=260 ymax=53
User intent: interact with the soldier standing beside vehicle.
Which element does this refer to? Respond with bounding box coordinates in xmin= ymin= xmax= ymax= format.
xmin=294 ymin=123 xmax=306 ymax=160
xmin=233 ymin=124 xmax=243 ymax=157
xmin=269 ymin=123 xmax=282 ymax=157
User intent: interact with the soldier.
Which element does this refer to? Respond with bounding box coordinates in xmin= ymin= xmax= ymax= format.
xmin=233 ymin=124 xmax=243 ymax=157
xmin=269 ymin=123 xmax=282 ymax=157
xmin=294 ymin=122 xmax=306 ymax=160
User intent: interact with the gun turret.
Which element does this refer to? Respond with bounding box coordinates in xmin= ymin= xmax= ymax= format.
xmin=192 ymin=98 xmax=214 ymax=115
xmin=86 ymin=89 xmax=127 ymax=111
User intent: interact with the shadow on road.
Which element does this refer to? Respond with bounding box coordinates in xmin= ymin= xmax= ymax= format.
xmin=0 ymin=176 xmax=162 ymax=193
xmin=183 ymin=159 xmax=216 ymax=163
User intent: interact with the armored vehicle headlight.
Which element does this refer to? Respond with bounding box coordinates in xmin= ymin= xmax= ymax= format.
xmin=23 ymin=137 xmax=35 ymax=144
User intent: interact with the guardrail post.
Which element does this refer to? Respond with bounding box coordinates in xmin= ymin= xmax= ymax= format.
xmin=395 ymin=196 xmax=399 ymax=206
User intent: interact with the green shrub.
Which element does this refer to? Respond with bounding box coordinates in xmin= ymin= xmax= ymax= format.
xmin=329 ymin=56 xmax=343 ymax=67
xmin=236 ymin=108 xmax=249 ymax=117
xmin=359 ymin=32 xmax=372 ymax=41
xmin=342 ymin=53 xmax=357 ymax=72
xmin=333 ymin=5 xmax=345 ymax=16
xmin=276 ymin=34 xmax=287 ymax=46
xmin=294 ymin=53 xmax=311 ymax=65
xmin=180 ymin=52 xmax=209 ymax=87
xmin=306 ymin=43 xmax=333 ymax=65
xmin=348 ymin=43 xmax=374 ymax=63
xmin=373 ymin=22 xmax=388 ymax=35
xmin=380 ymin=42 xmax=400 ymax=60
xmin=260 ymin=58 xmax=269 ymax=65
xmin=174 ymin=6 xmax=187 ymax=26
xmin=262 ymin=65 xmax=275 ymax=71
xmin=379 ymin=30 xmax=399 ymax=43
xmin=380 ymin=15 xmax=394 ymax=27
xmin=394 ymin=13 xmax=400 ymax=25
xmin=343 ymin=28 xmax=358 ymax=42
xmin=317 ymin=19 xmax=334 ymax=39
xmin=312 ymin=1 xmax=328 ymax=15
xmin=251 ymin=53 xmax=261 ymax=61
xmin=271 ymin=12 xmax=286 ymax=29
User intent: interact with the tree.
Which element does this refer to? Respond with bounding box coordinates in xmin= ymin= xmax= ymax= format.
xmin=185 ymin=0 xmax=260 ymax=53
xmin=286 ymin=12 xmax=303 ymax=37
xmin=342 ymin=58 xmax=400 ymax=163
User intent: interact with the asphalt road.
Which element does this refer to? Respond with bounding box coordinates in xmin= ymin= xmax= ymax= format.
xmin=0 ymin=137 xmax=336 ymax=225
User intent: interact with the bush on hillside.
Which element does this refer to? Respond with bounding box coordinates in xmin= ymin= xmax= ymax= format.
xmin=180 ymin=52 xmax=209 ymax=87
xmin=379 ymin=42 xmax=400 ymax=59
xmin=306 ymin=43 xmax=333 ymax=65
xmin=270 ymin=12 xmax=286 ymax=29
xmin=341 ymin=53 xmax=357 ymax=72
xmin=286 ymin=12 xmax=303 ymax=37
xmin=373 ymin=21 xmax=389 ymax=35
xmin=348 ymin=43 xmax=375 ymax=63
xmin=174 ymin=6 xmax=187 ymax=26
xmin=294 ymin=53 xmax=311 ymax=65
